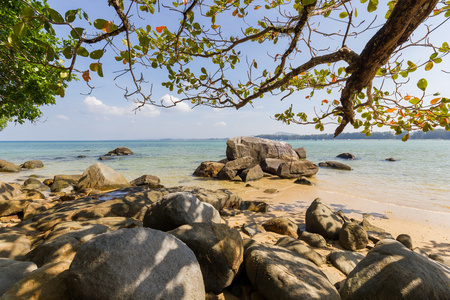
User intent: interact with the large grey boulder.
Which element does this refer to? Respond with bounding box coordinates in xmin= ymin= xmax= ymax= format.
xmin=275 ymin=236 xmax=325 ymax=267
xmin=0 ymin=259 xmax=37 ymax=296
xmin=340 ymin=239 xmax=450 ymax=300
xmin=77 ymin=163 xmax=129 ymax=191
xmin=319 ymin=161 xmax=352 ymax=171
xmin=143 ymin=192 xmax=221 ymax=231
xmin=20 ymin=160 xmax=44 ymax=169
xmin=193 ymin=162 xmax=225 ymax=178
xmin=327 ymin=250 xmax=365 ymax=276
xmin=68 ymin=228 xmax=205 ymax=300
xmin=0 ymin=160 xmax=21 ymax=173
xmin=169 ymin=223 xmax=243 ymax=294
xmin=245 ymin=243 xmax=340 ymax=300
xmin=277 ymin=160 xmax=319 ymax=179
xmin=0 ymin=181 xmax=25 ymax=201
xmin=226 ymin=136 xmax=299 ymax=162
xmin=305 ymin=198 xmax=344 ymax=240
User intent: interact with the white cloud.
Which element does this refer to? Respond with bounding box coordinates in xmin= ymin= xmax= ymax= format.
xmin=160 ymin=94 xmax=191 ymax=112
xmin=55 ymin=115 xmax=70 ymax=121
xmin=83 ymin=96 xmax=160 ymax=117
xmin=213 ymin=121 xmax=227 ymax=127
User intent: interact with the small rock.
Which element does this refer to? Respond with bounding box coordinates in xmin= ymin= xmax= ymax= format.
xmin=262 ymin=217 xmax=298 ymax=238
xmin=129 ymin=175 xmax=163 ymax=188
xmin=0 ymin=159 xmax=21 ymax=172
xmin=294 ymin=147 xmax=306 ymax=159
xmin=305 ymin=198 xmax=344 ymax=240
xmin=336 ymin=153 xmax=356 ymax=160
xmin=263 ymin=188 xmax=279 ymax=194
xmin=77 ymin=163 xmax=129 ymax=191
xmin=318 ymin=161 xmax=352 ymax=171
xmin=294 ymin=177 xmax=314 ymax=185
xmin=239 ymin=201 xmax=269 ymax=213
xmin=277 ymin=160 xmax=319 ymax=179
xmin=299 ymin=231 xmax=327 ymax=248
xmin=396 ymin=234 xmax=413 ymax=249
xmin=20 ymin=160 xmax=44 ymax=169
xmin=429 ymin=253 xmax=450 ymax=266
xmin=385 ymin=157 xmax=396 ymax=161
xmin=275 ymin=236 xmax=325 ymax=266
xmin=239 ymin=165 xmax=264 ymax=182
xmin=193 ymin=161 xmax=225 ymax=178
xmin=260 ymin=158 xmax=286 ymax=175
xmin=242 ymin=223 xmax=266 ymax=237
xmin=339 ymin=222 xmax=369 ymax=251
xmin=327 ymin=250 xmax=365 ymax=276
xmin=103 ymin=146 xmax=133 ymax=156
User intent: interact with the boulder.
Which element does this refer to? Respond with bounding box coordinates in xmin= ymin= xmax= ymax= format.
xmin=77 ymin=163 xmax=129 ymax=191
xmin=319 ymin=161 xmax=352 ymax=171
xmin=217 ymin=166 xmax=238 ymax=181
xmin=339 ymin=222 xmax=369 ymax=251
xmin=68 ymin=228 xmax=205 ymax=300
xmin=294 ymin=177 xmax=314 ymax=185
xmin=396 ymin=234 xmax=413 ymax=249
xmin=0 ymin=181 xmax=25 ymax=201
xmin=53 ymin=175 xmax=82 ymax=185
xmin=305 ymin=198 xmax=344 ymax=240
xmin=72 ymin=198 xmax=148 ymax=221
xmin=299 ymin=231 xmax=327 ymax=248
xmin=239 ymin=165 xmax=264 ymax=182
xmin=103 ymin=146 xmax=133 ymax=156
xmin=275 ymin=236 xmax=325 ymax=266
xmin=294 ymin=147 xmax=307 ymax=159
xmin=0 ymin=159 xmax=21 ymax=173
xmin=242 ymin=223 xmax=266 ymax=237
xmin=226 ymin=136 xmax=299 ymax=162
xmin=143 ymin=192 xmax=221 ymax=231
xmin=340 ymin=239 xmax=450 ymax=300
xmin=245 ymin=243 xmax=340 ymax=300
xmin=224 ymin=156 xmax=256 ymax=171
xmin=130 ymin=175 xmax=163 ymax=188
xmin=327 ymin=250 xmax=365 ymax=276
xmin=169 ymin=223 xmax=243 ymax=294
xmin=262 ymin=217 xmax=298 ymax=238
xmin=0 ymin=228 xmax=32 ymax=260
xmin=239 ymin=201 xmax=269 ymax=213
xmin=277 ymin=160 xmax=319 ymax=179
xmin=336 ymin=153 xmax=356 ymax=160
xmin=20 ymin=160 xmax=44 ymax=169
xmin=360 ymin=218 xmax=394 ymax=243
xmin=0 ymin=259 xmax=38 ymax=296
xmin=174 ymin=186 xmax=241 ymax=212
xmin=50 ymin=180 xmax=74 ymax=193
xmin=1 ymin=199 xmax=30 ymax=217
xmin=193 ymin=162 xmax=225 ymax=178
xmin=260 ymin=158 xmax=285 ymax=175
xmin=0 ymin=260 xmax=71 ymax=300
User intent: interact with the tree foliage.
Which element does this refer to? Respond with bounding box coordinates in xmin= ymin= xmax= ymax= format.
xmin=0 ymin=0 xmax=70 ymax=130
xmin=3 ymin=0 xmax=450 ymax=137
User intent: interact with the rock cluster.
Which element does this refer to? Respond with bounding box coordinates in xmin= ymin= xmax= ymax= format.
xmin=1 ymin=165 xmax=449 ymax=299
xmin=194 ymin=136 xmax=319 ymax=182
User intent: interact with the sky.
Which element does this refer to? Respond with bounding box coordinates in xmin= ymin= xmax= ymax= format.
xmin=1 ymin=1 xmax=449 ymax=141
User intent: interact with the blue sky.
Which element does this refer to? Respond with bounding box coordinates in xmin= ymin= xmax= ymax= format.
xmin=1 ymin=1 xmax=449 ymax=141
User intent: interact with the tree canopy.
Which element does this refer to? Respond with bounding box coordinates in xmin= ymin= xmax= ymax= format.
xmin=2 ymin=0 xmax=450 ymax=139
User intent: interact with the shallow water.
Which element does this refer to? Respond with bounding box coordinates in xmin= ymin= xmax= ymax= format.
xmin=0 ymin=139 xmax=449 ymax=213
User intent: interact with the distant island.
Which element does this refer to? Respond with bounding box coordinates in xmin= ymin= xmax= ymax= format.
xmin=256 ymin=129 xmax=450 ymax=140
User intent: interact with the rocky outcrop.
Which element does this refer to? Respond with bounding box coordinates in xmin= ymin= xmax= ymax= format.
xmin=169 ymin=223 xmax=243 ymax=294
xmin=193 ymin=162 xmax=225 ymax=178
xmin=77 ymin=163 xmax=129 ymax=191
xmin=68 ymin=228 xmax=205 ymax=300
xmin=277 ymin=160 xmax=319 ymax=178
xmin=103 ymin=147 xmax=133 ymax=156
xmin=226 ymin=136 xmax=299 ymax=162
xmin=143 ymin=192 xmax=221 ymax=231
xmin=0 ymin=160 xmax=21 ymax=173
xmin=340 ymin=239 xmax=450 ymax=300
xmin=20 ymin=160 xmax=44 ymax=169
xmin=245 ymin=243 xmax=340 ymax=300
xmin=319 ymin=161 xmax=352 ymax=170
xmin=305 ymin=198 xmax=344 ymax=240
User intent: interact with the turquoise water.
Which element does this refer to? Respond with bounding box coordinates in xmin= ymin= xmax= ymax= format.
xmin=0 ymin=139 xmax=449 ymax=212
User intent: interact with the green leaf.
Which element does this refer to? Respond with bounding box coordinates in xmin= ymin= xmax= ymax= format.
xmin=97 ymin=63 xmax=104 ymax=77
xmin=89 ymin=63 xmax=99 ymax=72
xmin=46 ymin=46 xmax=55 ymax=61
xmin=48 ymin=8 xmax=64 ymax=23
xmin=13 ymin=22 xmax=27 ymax=37
xmin=77 ymin=47 xmax=89 ymax=57
xmin=339 ymin=11 xmax=349 ymax=18
xmin=83 ymin=12 xmax=91 ymax=24
xmin=21 ymin=6 xmax=34 ymax=18
xmin=89 ymin=49 xmax=104 ymax=59
xmin=402 ymin=133 xmax=409 ymax=142
xmin=417 ymin=78 xmax=428 ymax=91
xmin=62 ymin=47 xmax=72 ymax=59
xmin=201 ymin=67 xmax=207 ymax=74
xmin=70 ymin=27 xmax=84 ymax=39
xmin=65 ymin=10 xmax=77 ymax=22
xmin=425 ymin=61 xmax=433 ymax=71
xmin=409 ymin=98 xmax=421 ymax=105
xmin=367 ymin=0 xmax=378 ymax=12
xmin=354 ymin=8 xmax=358 ymax=17
xmin=94 ymin=19 xmax=108 ymax=30
xmin=302 ymin=0 xmax=316 ymax=5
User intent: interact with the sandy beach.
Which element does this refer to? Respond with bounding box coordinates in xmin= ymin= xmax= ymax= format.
xmin=215 ymin=177 xmax=450 ymax=257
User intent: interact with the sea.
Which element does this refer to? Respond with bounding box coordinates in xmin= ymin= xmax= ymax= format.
xmin=0 ymin=139 xmax=449 ymax=214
